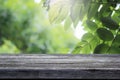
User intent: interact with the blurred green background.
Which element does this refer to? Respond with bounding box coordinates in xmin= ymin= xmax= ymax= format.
xmin=0 ymin=0 xmax=79 ymax=54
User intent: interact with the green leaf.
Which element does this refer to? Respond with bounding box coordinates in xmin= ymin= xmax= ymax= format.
xmin=71 ymin=42 xmax=83 ymax=54
xmin=112 ymin=12 xmax=120 ymax=24
xmin=102 ymin=0 xmax=107 ymax=3
xmin=87 ymin=3 xmax=100 ymax=19
xmin=64 ymin=16 xmax=72 ymax=30
xmin=86 ymin=20 xmax=98 ymax=31
xmin=112 ymin=34 xmax=120 ymax=46
xmin=72 ymin=33 xmax=100 ymax=54
xmin=99 ymin=4 xmax=112 ymax=17
xmin=81 ymin=41 xmax=91 ymax=53
xmin=80 ymin=0 xmax=91 ymax=20
xmin=90 ymin=36 xmax=100 ymax=52
xmin=81 ymin=33 xmax=93 ymax=42
xmin=114 ymin=35 xmax=120 ymax=43
xmin=94 ymin=43 xmax=109 ymax=54
xmin=71 ymin=41 xmax=91 ymax=54
xmin=48 ymin=0 xmax=70 ymax=23
xmin=70 ymin=1 xmax=83 ymax=27
xmin=48 ymin=3 xmax=61 ymax=23
xmin=101 ymin=17 xmax=119 ymax=30
xmin=55 ymin=5 xmax=70 ymax=23
xmin=108 ymin=46 xmax=120 ymax=54
xmin=70 ymin=1 xmax=81 ymax=22
xmin=82 ymin=33 xmax=100 ymax=51
xmin=97 ymin=28 xmax=114 ymax=41
xmin=78 ymin=3 xmax=86 ymax=21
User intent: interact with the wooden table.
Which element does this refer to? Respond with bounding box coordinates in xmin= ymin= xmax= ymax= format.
xmin=0 ymin=54 xmax=120 ymax=79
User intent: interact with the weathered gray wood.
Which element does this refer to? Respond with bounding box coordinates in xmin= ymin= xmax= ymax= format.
xmin=0 ymin=54 xmax=120 ymax=79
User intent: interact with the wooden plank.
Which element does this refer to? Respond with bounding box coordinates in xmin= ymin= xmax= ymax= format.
xmin=0 ymin=54 xmax=120 ymax=79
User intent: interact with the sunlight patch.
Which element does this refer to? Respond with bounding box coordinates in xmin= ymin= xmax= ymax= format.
xmin=34 ymin=0 xmax=41 ymax=3
xmin=74 ymin=21 xmax=86 ymax=39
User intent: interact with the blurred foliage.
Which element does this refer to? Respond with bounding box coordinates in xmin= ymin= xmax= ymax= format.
xmin=45 ymin=0 xmax=120 ymax=54
xmin=0 ymin=0 xmax=78 ymax=54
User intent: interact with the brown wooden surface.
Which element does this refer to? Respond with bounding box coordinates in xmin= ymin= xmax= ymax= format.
xmin=0 ymin=54 xmax=120 ymax=79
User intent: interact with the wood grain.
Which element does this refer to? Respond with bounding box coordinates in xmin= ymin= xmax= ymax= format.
xmin=0 ymin=54 xmax=120 ymax=79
